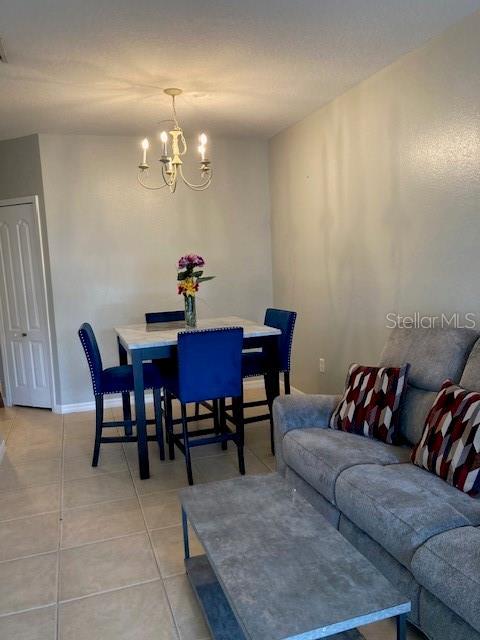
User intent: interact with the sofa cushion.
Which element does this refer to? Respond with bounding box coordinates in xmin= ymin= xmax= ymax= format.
xmin=335 ymin=463 xmax=480 ymax=569
xmin=282 ymin=428 xmax=410 ymax=505
xmin=412 ymin=526 xmax=480 ymax=634
xmin=329 ymin=363 xmax=409 ymax=444
xmin=379 ymin=328 xmax=479 ymax=447
xmin=412 ymin=380 xmax=480 ymax=495
xmin=379 ymin=327 xmax=478 ymax=391
xmin=460 ymin=336 xmax=480 ymax=391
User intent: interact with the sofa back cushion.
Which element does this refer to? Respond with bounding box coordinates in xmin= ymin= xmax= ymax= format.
xmin=460 ymin=337 xmax=480 ymax=390
xmin=378 ymin=328 xmax=479 ymax=445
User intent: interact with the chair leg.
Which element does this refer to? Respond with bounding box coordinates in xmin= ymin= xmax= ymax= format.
xmin=233 ymin=395 xmax=245 ymax=475
xmin=153 ymin=388 xmax=165 ymax=461
xmin=213 ymin=399 xmax=220 ymax=434
xmin=181 ymin=403 xmax=194 ymax=485
xmin=92 ymin=395 xmax=103 ymax=467
xmin=264 ymin=372 xmax=280 ymax=456
xmin=122 ymin=392 xmax=132 ymax=436
xmin=219 ymin=397 xmax=228 ymax=450
xmin=165 ymin=391 xmax=175 ymax=461
xmin=284 ymin=371 xmax=291 ymax=395
xmin=194 ymin=402 xmax=200 ymax=420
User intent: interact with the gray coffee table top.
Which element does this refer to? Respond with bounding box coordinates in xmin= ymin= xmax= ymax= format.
xmin=180 ymin=473 xmax=410 ymax=640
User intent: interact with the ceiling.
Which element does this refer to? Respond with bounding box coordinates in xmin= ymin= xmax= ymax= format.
xmin=1 ymin=0 xmax=479 ymax=140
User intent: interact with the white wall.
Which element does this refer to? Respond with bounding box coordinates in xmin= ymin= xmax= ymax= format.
xmin=38 ymin=134 xmax=272 ymax=406
xmin=269 ymin=12 xmax=480 ymax=394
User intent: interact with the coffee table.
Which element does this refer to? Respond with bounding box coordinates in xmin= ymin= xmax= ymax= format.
xmin=180 ymin=474 xmax=410 ymax=640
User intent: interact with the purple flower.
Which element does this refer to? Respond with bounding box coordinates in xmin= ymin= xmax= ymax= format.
xmin=178 ymin=254 xmax=205 ymax=269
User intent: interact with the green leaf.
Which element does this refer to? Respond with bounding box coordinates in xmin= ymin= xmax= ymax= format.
xmin=177 ymin=272 xmax=188 ymax=281
xmin=192 ymin=270 xmax=204 ymax=278
xmin=197 ymin=276 xmax=215 ymax=283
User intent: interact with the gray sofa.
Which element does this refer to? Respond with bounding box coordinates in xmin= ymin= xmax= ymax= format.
xmin=273 ymin=328 xmax=480 ymax=640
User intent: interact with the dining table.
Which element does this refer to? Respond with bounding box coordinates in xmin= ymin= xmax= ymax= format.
xmin=114 ymin=316 xmax=282 ymax=479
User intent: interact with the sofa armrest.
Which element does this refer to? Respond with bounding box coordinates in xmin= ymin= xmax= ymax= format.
xmin=273 ymin=394 xmax=341 ymax=474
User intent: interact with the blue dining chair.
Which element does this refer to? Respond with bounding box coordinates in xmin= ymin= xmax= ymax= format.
xmin=231 ymin=308 xmax=297 ymax=455
xmin=78 ymin=322 xmax=167 ymax=467
xmin=163 ymin=327 xmax=245 ymax=485
xmin=145 ymin=310 xmax=211 ymax=427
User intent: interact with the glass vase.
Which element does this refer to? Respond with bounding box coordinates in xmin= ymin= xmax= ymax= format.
xmin=184 ymin=294 xmax=197 ymax=329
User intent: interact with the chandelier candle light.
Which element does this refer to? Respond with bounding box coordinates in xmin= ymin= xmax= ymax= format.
xmin=177 ymin=254 xmax=215 ymax=328
xmin=138 ymin=88 xmax=212 ymax=193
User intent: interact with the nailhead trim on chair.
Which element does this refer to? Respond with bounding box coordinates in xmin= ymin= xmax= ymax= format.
xmin=285 ymin=311 xmax=297 ymax=372
xmin=79 ymin=330 xmax=100 ymax=395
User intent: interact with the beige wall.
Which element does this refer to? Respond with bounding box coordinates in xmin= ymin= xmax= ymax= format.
xmin=38 ymin=134 xmax=272 ymax=406
xmin=269 ymin=13 xmax=480 ymax=394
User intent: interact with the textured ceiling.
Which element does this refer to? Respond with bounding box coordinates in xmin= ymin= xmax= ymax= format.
xmin=0 ymin=0 xmax=479 ymax=140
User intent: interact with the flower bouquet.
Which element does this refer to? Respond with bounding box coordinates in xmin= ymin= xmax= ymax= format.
xmin=177 ymin=254 xmax=215 ymax=328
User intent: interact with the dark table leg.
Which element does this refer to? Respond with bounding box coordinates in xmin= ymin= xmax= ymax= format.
xmin=182 ymin=507 xmax=190 ymax=559
xmin=132 ymin=350 xmax=149 ymax=479
xmin=117 ymin=338 xmax=132 ymax=436
xmin=264 ymin=369 xmax=280 ymax=455
xmin=396 ymin=614 xmax=407 ymax=640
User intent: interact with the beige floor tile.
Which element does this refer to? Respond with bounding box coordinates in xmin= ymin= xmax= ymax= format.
xmin=0 ymin=419 xmax=15 ymax=439
xmin=63 ymin=471 xmax=135 ymax=509
xmin=164 ymin=574 xmax=210 ymax=640
xmin=0 ymin=512 xmax=60 ymax=561
xmin=0 ymin=483 xmax=60 ymax=522
xmin=132 ymin=460 xmax=195 ymax=495
xmin=60 ymin=532 xmax=159 ymax=601
xmin=360 ymin=618 xmax=425 ymax=639
xmin=0 ymin=605 xmax=57 ymax=640
xmin=0 ymin=457 xmax=61 ymax=491
xmin=140 ymin=490 xmax=181 ymax=530
xmin=7 ymin=422 xmax=62 ymax=445
xmin=194 ymin=449 xmax=270 ymax=483
xmin=5 ymin=438 xmax=63 ymax=464
xmin=0 ymin=552 xmax=57 ymax=615
xmin=64 ymin=436 xmax=123 ymax=460
xmin=59 ymin=580 xmax=177 ymax=640
xmin=62 ymin=498 xmax=145 ymax=548
xmin=151 ymin=525 xmax=203 ymax=578
xmin=63 ymin=448 xmax=127 ymax=481
xmin=10 ymin=407 xmax=63 ymax=427
xmin=63 ymin=410 xmax=97 ymax=424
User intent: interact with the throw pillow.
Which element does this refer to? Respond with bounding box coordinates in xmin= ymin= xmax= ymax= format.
xmin=411 ymin=379 xmax=480 ymax=496
xmin=329 ymin=363 xmax=409 ymax=444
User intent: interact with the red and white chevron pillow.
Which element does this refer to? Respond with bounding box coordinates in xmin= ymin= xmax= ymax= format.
xmin=330 ymin=363 xmax=409 ymax=444
xmin=412 ymin=380 xmax=480 ymax=496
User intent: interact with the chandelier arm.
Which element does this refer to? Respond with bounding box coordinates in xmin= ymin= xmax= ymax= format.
xmin=179 ymin=165 xmax=212 ymax=191
xmin=137 ymin=171 xmax=169 ymax=190
xmin=161 ymin=163 xmax=176 ymax=188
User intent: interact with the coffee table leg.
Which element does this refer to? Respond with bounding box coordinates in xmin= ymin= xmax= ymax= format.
xmin=182 ymin=508 xmax=190 ymax=559
xmin=396 ymin=614 xmax=407 ymax=640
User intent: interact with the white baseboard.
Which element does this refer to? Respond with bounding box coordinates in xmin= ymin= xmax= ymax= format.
xmin=53 ymin=378 xmax=303 ymax=415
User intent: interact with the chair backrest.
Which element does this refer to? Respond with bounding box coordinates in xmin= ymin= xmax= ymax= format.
xmin=78 ymin=322 xmax=103 ymax=395
xmin=264 ymin=308 xmax=297 ymax=372
xmin=145 ymin=310 xmax=185 ymax=324
xmin=176 ymin=327 xmax=244 ymax=403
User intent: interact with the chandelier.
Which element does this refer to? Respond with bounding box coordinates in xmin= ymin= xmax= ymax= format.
xmin=137 ymin=88 xmax=212 ymax=193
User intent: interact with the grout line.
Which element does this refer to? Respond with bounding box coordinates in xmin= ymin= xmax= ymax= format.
xmin=58 ymin=577 xmax=162 ymax=605
xmin=56 ymin=413 xmax=66 ymax=640
xmin=0 ymin=508 xmax=60 ymax=526
xmin=0 ymin=548 xmax=59 ymax=565
xmin=0 ymin=602 xmax=57 ymax=620
xmin=122 ymin=437 xmax=183 ymax=640
xmin=60 ymin=529 xmax=148 ymax=552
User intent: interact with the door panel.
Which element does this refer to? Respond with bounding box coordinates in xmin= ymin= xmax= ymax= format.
xmin=0 ymin=200 xmax=52 ymax=408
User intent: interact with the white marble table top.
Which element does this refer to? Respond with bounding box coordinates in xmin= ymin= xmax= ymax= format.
xmin=115 ymin=316 xmax=281 ymax=351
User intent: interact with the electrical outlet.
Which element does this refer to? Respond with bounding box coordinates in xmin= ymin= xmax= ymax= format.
xmin=319 ymin=358 xmax=326 ymax=373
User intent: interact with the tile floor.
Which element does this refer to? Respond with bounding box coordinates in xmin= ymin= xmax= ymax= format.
xmin=0 ymin=389 xmax=424 ymax=640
